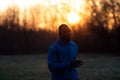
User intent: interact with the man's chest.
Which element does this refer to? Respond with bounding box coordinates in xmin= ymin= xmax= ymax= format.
xmin=57 ymin=45 xmax=76 ymax=61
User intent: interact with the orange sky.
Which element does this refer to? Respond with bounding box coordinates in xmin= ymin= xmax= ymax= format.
xmin=0 ymin=0 xmax=116 ymax=31
xmin=0 ymin=0 xmax=92 ymax=30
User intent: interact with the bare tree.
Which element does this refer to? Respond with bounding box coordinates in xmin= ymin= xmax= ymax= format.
xmin=87 ymin=0 xmax=120 ymax=30
xmin=1 ymin=5 xmax=20 ymax=30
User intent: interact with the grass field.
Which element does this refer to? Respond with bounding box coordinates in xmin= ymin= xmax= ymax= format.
xmin=0 ymin=54 xmax=120 ymax=80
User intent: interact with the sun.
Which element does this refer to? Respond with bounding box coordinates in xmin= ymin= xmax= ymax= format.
xmin=67 ymin=12 xmax=80 ymax=24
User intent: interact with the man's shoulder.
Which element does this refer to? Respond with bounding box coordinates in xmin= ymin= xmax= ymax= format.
xmin=49 ymin=40 xmax=59 ymax=49
xmin=70 ymin=41 xmax=78 ymax=48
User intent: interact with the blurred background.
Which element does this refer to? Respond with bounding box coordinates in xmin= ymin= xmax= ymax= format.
xmin=0 ymin=1 xmax=120 ymax=80
xmin=0 ymin=0 xmax=120 ymax=54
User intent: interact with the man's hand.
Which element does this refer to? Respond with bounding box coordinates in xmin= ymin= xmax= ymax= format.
xmin=71 ymin=60 xmax=84 ymax=68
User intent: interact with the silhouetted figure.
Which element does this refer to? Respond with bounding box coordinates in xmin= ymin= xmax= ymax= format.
xmin=48 ymin=24 xmax=83 ymax=80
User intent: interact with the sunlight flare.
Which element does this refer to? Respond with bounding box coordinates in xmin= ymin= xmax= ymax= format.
xmin=67 ymin=12 xmax=80 ymax=24
xmin=0 ymin=0 xmax=89 ymax=31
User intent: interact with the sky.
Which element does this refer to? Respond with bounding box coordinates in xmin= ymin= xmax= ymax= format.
xmin=0 ymin=0 xmax=115 ymax=31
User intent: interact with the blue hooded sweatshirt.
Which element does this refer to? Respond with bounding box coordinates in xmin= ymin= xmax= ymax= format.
xmin=48 ymin=39 xmax=79 ymax=80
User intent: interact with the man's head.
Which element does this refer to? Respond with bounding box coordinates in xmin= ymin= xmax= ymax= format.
xmin=59 ymin=24 xmax=71 ymax=43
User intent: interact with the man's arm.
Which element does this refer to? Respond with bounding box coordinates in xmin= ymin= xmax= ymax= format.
xmin=47 ymin=46 xmax=71 ymax=72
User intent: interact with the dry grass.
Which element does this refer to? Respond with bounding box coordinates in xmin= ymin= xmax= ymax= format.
xmin=0 ymin=54 xmax=120 ymax=80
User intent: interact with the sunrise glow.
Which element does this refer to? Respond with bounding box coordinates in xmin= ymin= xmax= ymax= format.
xmin=0 ymin=0 xmax=92 ymax=30
xmin=67 ymin=12 xmax=80 ymax=24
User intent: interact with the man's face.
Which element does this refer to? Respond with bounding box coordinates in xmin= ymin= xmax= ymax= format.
xmin=59 ymin=25 xmax=71 ymax=43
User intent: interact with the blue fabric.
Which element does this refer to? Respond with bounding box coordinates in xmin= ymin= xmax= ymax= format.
xmin=48 ymin=39 xmax=79 ymax=80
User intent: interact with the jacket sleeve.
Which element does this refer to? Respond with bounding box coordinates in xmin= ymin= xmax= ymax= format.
xmin=48 ymin=46 xmax=71 ymax=72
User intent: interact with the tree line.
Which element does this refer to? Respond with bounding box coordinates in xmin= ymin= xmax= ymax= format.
xmin=0 ymin=0 xmax=120 ymax=54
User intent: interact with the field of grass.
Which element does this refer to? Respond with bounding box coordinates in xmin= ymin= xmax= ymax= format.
xmin=0 ymin=53 xmax=120 ymax=80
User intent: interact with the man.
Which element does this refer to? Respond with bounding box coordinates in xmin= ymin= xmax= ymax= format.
xmin=48 ymin=24 xmax=83 ymax=80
